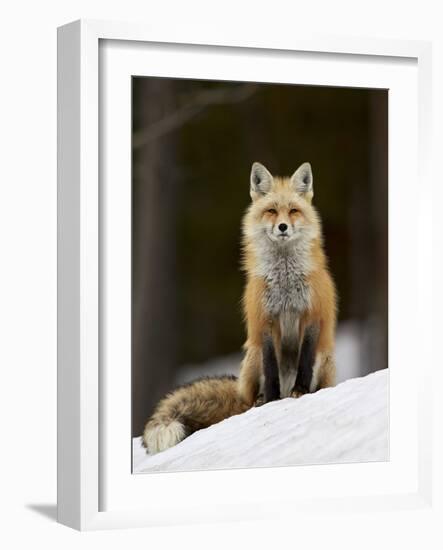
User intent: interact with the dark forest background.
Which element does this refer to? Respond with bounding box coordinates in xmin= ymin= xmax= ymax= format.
xmin=132 ymin=77 xmax=388 ymax=437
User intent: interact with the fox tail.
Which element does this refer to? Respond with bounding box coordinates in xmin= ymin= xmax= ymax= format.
xmin=142 ymin=375 xmax=249 ymax=454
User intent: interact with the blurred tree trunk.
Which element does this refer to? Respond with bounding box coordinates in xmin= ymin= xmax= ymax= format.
xmin=368 ymin=92 xmax=388 ymax=372
xmin=349 ymin=91 xmax=388 ymax=376
xmin=132 ymin=78 xmax=179 ymax=437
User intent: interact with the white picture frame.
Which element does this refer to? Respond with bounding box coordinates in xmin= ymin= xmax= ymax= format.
xmin=57 ymin=19 xmax=433 ymax=531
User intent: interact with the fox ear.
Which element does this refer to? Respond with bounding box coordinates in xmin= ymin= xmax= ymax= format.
xmin=250 ymin=162 xmax=273 ymax=200
xmin=291 ymin=162 xmax=313 ymax=200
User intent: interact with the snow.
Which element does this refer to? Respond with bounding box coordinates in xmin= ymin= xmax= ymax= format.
xmin=133 ymin=368 xmax=389 ymax=474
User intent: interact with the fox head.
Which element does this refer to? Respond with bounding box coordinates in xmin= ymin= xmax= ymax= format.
xmin=245 ymin=161 xmax=321 ymax=246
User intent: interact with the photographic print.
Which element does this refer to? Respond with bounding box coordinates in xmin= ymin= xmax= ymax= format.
xmin=131 ymin=77 xmax=389 ymax=473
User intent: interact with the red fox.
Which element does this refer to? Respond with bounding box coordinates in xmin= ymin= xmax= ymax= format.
xmin=142 ymin=162 xmax=337 ymax=454
xmin=239 ymin=162 xmax=337 ymax=406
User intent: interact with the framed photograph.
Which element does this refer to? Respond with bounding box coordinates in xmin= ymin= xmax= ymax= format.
xmin=57 ymin=19 xmax=433 ymax=530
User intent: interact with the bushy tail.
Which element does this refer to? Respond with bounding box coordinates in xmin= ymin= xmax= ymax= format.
xmin=142 ymin=375 xmax=249 ymax=454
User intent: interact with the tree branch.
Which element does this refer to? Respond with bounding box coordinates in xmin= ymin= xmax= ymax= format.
xmin=133 ymin=84 xmax=259 ymax=149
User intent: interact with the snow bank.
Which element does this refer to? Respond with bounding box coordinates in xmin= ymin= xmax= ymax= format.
xmin=133 ymin=369 xmax=389 ymax=473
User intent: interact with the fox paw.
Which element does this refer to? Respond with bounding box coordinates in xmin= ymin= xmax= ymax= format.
xmin=254 ymin=395 xmax=265 ymax=407
xmin=290 ymin=389 xmax=307 ymax=399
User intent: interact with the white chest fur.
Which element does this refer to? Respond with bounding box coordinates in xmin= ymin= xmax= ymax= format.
xmin=255 ymin=240 xmax=312 ymax=398
xmin=255 ymin=241 xmax=312 ymax=318
xmin=263 ymin=256 xmax=310 ymax=317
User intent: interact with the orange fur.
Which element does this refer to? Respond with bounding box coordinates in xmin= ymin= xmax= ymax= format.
xmin=142 ymin=162 xmax=337 ymax=454
xmin=239 ymin=165 xmax=337 ymax=405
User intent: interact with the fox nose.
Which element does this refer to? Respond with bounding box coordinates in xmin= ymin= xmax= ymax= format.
xmin=278 ymin=223 xmax=288 ymax=233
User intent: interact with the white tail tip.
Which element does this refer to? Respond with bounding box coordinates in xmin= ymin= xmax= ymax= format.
xmin=143 ymin=420 xmax=186 ymax=454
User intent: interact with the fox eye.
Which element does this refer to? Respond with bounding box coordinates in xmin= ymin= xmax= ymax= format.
xmin=267 ymin=208 xmax=277 ymax=215
xmin=289 ymin=208 xmax=298 ymax=215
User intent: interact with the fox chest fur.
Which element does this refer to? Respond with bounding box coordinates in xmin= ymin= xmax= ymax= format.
xmin=255 ymin=243 xmax=312 ymax=397
xmin=262 ymin=255 xmax=311 ymax=318
xmin=256 ymin=242 xmax=312 ymax=319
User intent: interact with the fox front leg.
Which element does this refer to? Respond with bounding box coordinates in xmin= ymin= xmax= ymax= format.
xmin=291 ymin=324 xmax=319 ymax=397
xmin=263 ymin=333 xmax=280 ymax=403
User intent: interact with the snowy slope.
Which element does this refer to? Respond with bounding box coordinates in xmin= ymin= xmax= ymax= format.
xmin=133 ymin=369 xmax=389 ymax=473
